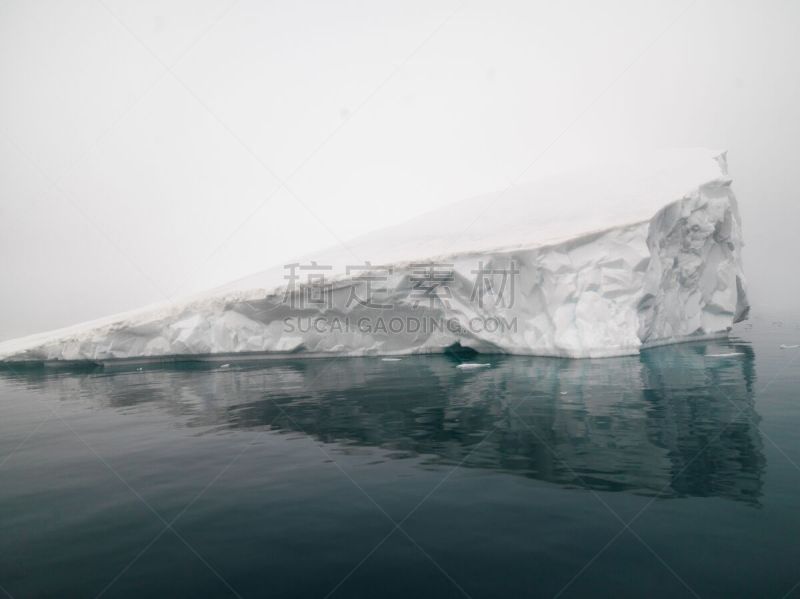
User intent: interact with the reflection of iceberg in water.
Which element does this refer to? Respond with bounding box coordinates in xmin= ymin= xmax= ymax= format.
xmin=0 ymin=338 xmax=762 ymax=503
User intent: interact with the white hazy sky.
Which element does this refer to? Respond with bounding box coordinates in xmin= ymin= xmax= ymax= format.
xmin=1 ymin=0 xmax=798 ymax=341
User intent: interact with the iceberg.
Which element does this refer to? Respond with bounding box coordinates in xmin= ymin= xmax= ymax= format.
xmin=0 ymin=148 xmax=749 ymax=363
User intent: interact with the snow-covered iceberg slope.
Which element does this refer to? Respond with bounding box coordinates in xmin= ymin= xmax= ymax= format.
xmin=0 ymin=148 xmax=749 ymax=362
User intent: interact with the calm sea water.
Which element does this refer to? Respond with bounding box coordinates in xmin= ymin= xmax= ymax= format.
xmin=1 ymin=318 xmax=799 ymax=598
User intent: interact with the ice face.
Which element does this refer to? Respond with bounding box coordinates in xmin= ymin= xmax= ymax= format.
xmin=0 ymin=149 xmax=748 ymax=362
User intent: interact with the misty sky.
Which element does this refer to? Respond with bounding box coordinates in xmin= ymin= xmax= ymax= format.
xmin=1 ymin=0 xmax=798 ymax=341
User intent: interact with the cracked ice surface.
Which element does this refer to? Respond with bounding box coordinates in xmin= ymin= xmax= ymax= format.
xmin=0 ymin=148 xmax=749 ymax=362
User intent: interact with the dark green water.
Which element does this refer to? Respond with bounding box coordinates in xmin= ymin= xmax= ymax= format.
xmin=1 ymin=319 xmax=799 ymax=598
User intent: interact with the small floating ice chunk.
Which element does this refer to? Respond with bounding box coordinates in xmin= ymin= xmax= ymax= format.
xmin=559 ymin=391 xmax=568 ymax=395
xmin=705 ymin=352 xmax=744 ymax=357
xmin=780 ymin=344 xmax=800 ymax=349
xmin=457 ymin=363 xmax=491 ymax=370
xmin=220 ymin=363 xmax=231 ymax=368
xmin=381 ymin=358 xmax=402 ymax=362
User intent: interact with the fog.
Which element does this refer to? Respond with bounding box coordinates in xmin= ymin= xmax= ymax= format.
xmin=1 ymin=0 xmax=798 ymax=341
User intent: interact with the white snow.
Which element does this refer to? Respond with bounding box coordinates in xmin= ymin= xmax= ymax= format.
xmin=0 ymin=148 xmax=749 ymax=363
